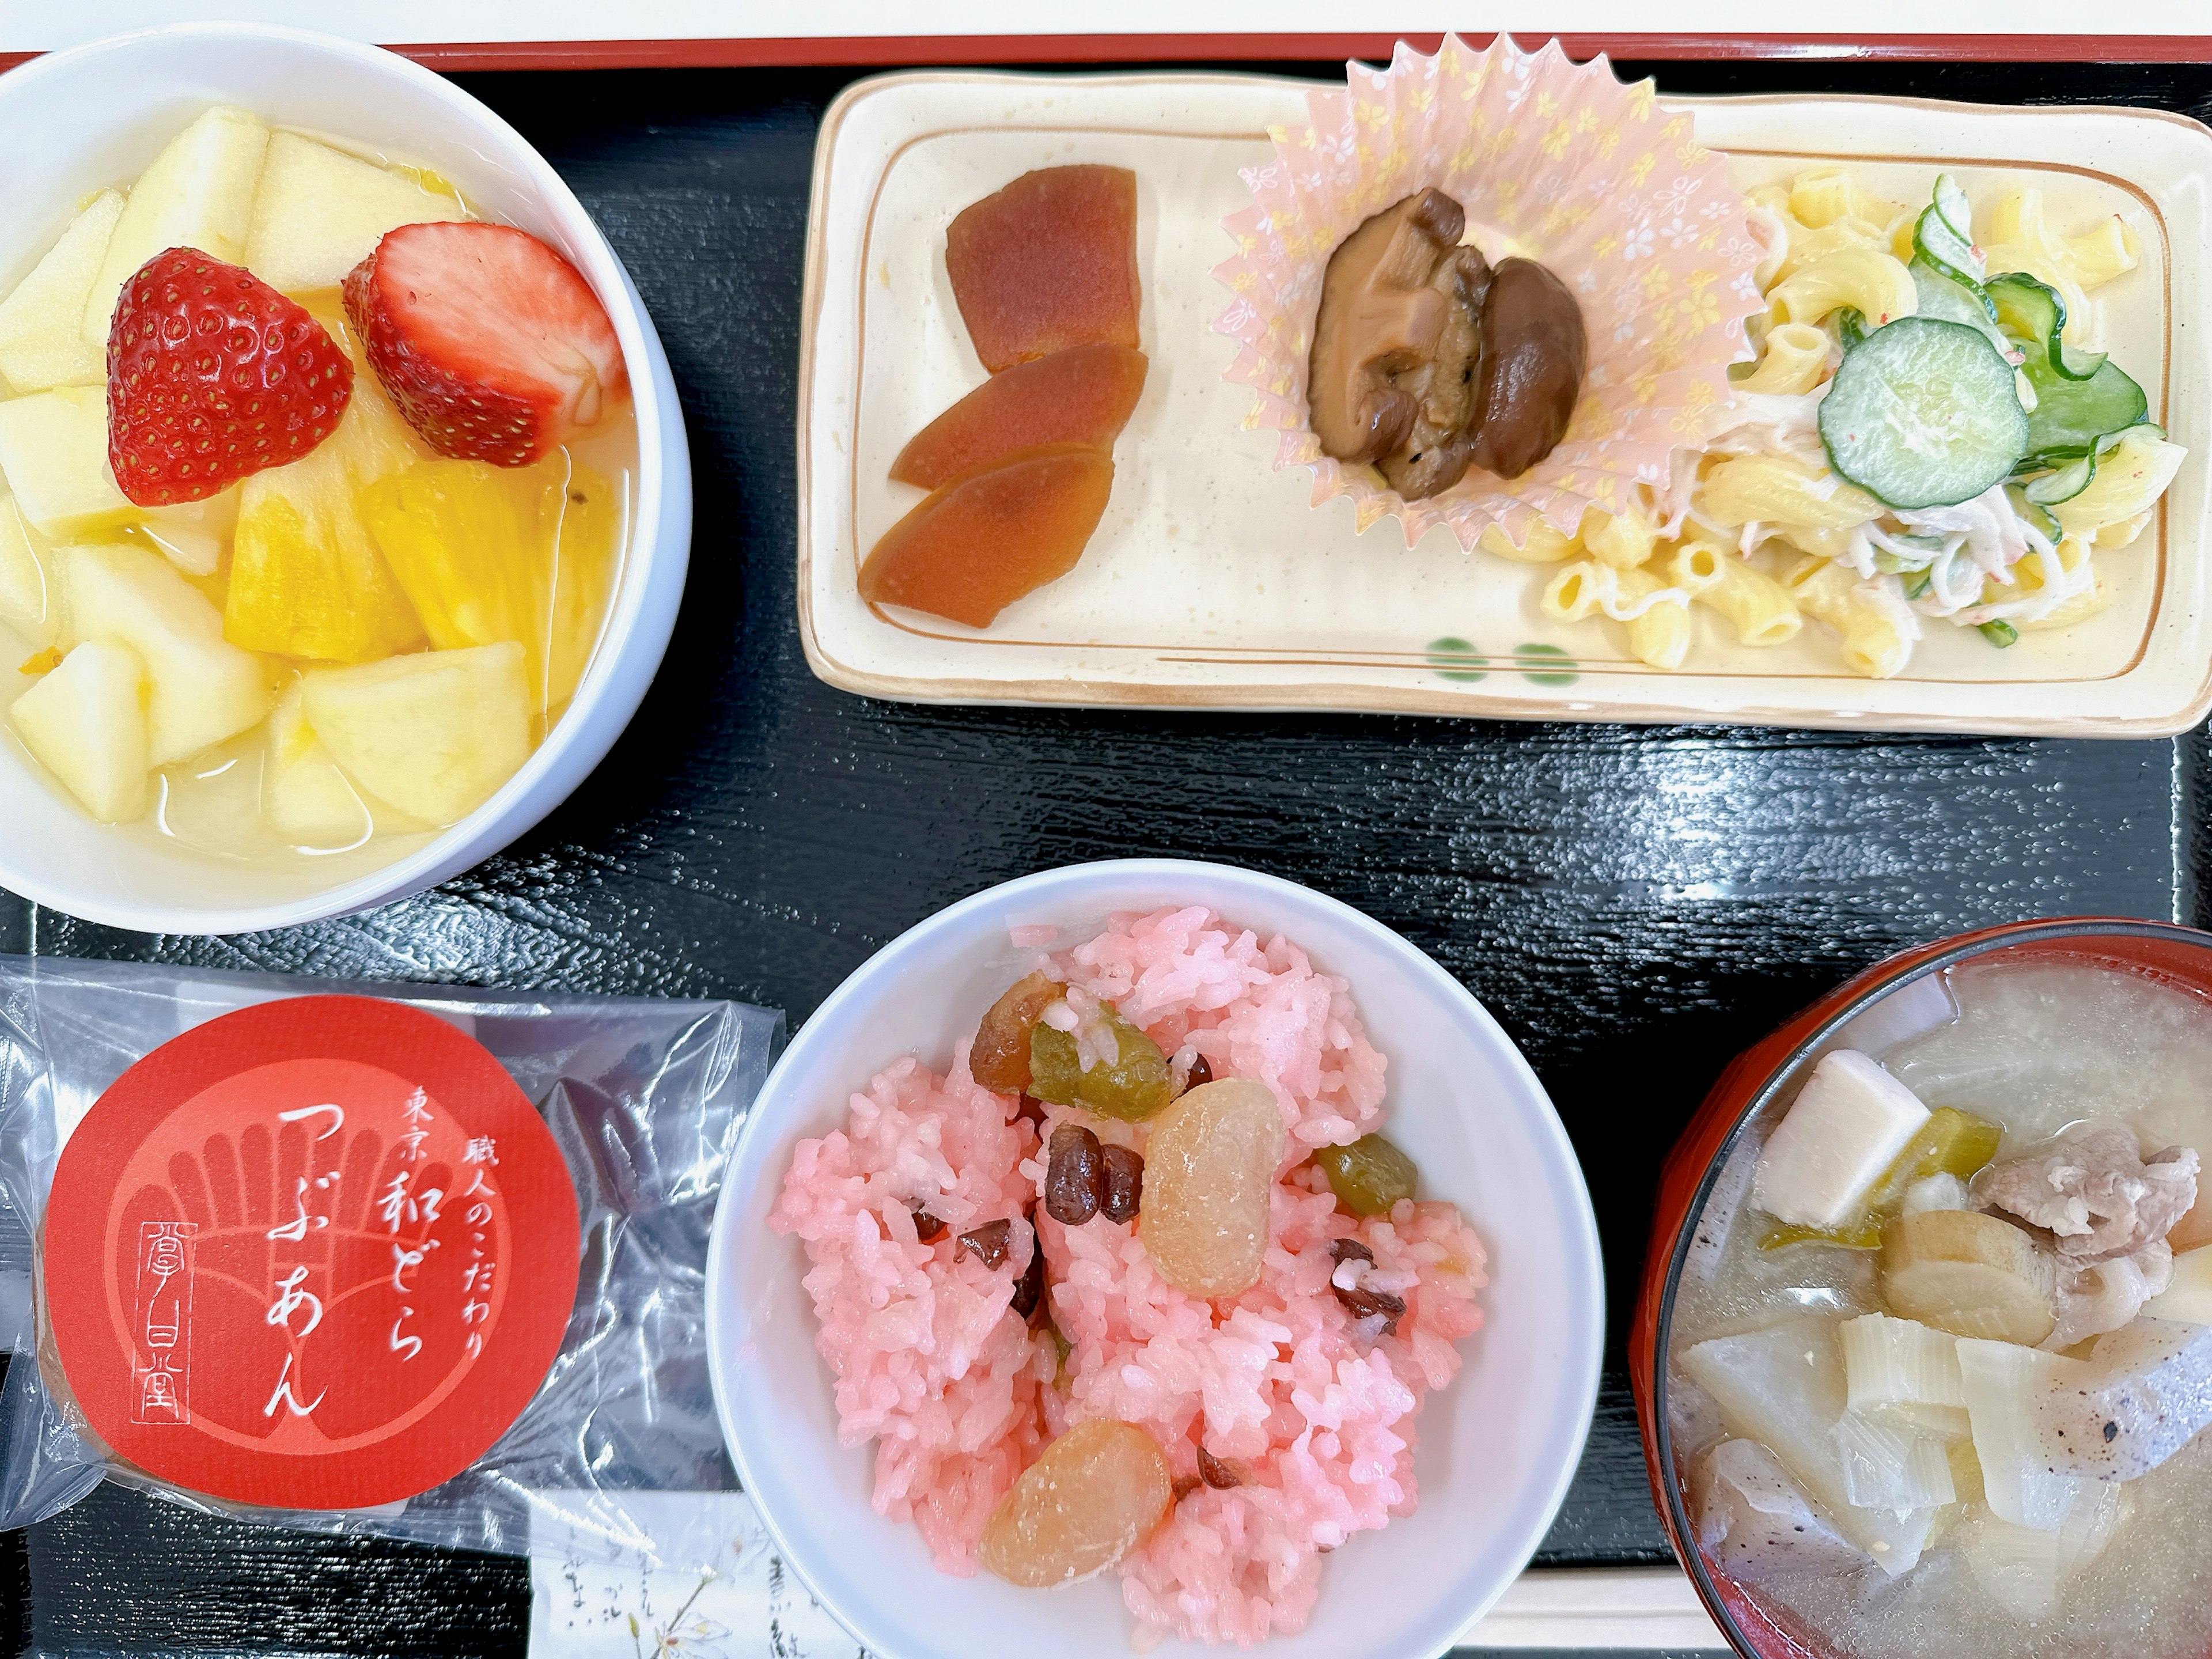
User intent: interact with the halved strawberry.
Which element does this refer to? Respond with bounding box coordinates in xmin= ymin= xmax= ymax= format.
xmin=343 ymin=223 xmax=627 ymax=468
xmin=106 ymin=248 xmax=355 ymax=507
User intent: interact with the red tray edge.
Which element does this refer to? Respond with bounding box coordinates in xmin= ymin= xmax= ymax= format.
xmin=5 ymin=31 xmax=2212 ymax=75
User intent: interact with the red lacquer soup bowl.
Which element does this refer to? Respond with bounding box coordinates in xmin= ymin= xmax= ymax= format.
xmin=1628 ymin=916 xmax=2212 ymax=1659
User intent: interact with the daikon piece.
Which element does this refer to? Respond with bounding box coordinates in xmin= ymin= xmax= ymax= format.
xmin=2034 ymin=1315 xmax=2212 ymax=1481
xmin=2144 ymin=1242 xmax=2212 ymax=1326
xmin=1754 ymin=1051 xmax=1931 ymax=1230
xmin=1680 ymin=1319 xmax=1936 ymax=1574
xmin=1959 ymin=1506 xmax=2062 ymax=1619
xmin=1881 ymin=1209 xmax=2056 ymax=1346
xmin=1841 ymin=1312 xmax=1968 ymax=1437
xmin=1693 ymin=1438 xmax=1871 ymax=1584
xmin=1832 ymin=1411 xmax=1956 ymax=1511
xmin=1956 ymin=1338 xmax=2092 ymax=1530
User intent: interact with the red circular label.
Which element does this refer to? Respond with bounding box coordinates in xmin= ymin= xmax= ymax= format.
xmin=44 ymin=995 xmax=581 ymax=1510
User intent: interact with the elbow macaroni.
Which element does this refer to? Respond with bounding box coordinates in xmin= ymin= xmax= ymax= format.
xmin=1672 ymin=539 xmax=1804 ymax=647
xmin=1734 ymin=323 xmax=1831 ymax=396
xmin=1702 ymin=454 xmax=1885 ymax=532
xmin=1768 ymin=246 xmax=1917 ymax=328
xmin=1785 ymin=557 xmax=1915 ymax=679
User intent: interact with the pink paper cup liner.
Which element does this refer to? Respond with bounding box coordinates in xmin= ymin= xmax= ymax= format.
xmin=1214 ymin=34 xmax=1765 ymax=551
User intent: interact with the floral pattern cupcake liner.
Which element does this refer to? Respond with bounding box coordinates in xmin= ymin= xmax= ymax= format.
xmin=1213 ymin=34 xmax=1765 ymax=551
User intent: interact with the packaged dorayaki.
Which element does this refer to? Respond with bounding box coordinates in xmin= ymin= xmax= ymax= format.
xmin=0 ymin=957 xmax=778 ymax=1567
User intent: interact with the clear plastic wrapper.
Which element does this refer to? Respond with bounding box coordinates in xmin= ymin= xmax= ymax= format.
xmin=0 ymin=956 xmax=781 ymax=1570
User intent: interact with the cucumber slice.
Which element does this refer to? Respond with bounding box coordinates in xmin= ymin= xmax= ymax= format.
xmin=1819 ymin=317 xmax=2031 ymax=510
xmin=1910 ymin=260 xmax=2014 ymax=362
xmin=2022 ymin=453 xmax=2096 ymax=506
xmin=1986 ymin=271 xmax=2104 ymax=381
xmin=1914 ymin=175 xmax=1985 ymax=286
xmin=2018 ymin=422 xmax=2162 ymax=506
xmin=1836 ymin=307 xmax=1869 ymax=350
xmin=1978 ymin=620 xmax=2019 ymax=647
xmin=2005 ymin=484 xmax=2062 ymax=543
xmin=2018 ymin=355 xmax=2149 ymax=467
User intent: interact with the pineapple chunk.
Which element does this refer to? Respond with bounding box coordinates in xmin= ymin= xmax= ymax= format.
xmin=82 ymin=106 xmax=271 ymax=343
xmin=542 ymin=460 xmax=620 ymax=711
xmin=58 ymin=541 xmax=270 ymax=764
xmin=7 ymin=637 xmax=150 ymax=821
xmin=0 ymin=190 xmax=126 ymax=392
xmin=226 ymin=337 xmax=427 ymax=662
xmin=244 ymin=131 xmax=466 ymax=294
xmin=358 ymin=455 xmax=619 ymax=718
xmin=301 ymin=642 xmax=529 ymax=827
xmin=263 ymin=681 xmax=372 ymax=847
xmin=0 ymin=387 xmax=135 ymax=538
xmin=0 ymin=492 xmax=56 ymax=648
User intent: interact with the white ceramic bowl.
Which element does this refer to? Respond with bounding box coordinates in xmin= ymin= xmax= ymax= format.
xmin=709 ymin=858 xmax=1603 ymax=1659
xmin=0 ymin=22 xmax=690 ymax=934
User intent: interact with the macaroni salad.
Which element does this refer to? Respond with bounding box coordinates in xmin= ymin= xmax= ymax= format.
xmin=1485 ymin=167 xmax=2187 ymax=678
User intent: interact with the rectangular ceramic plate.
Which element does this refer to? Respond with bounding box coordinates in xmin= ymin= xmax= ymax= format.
xmin=798 ymin=69 xmax=2212 ymax=734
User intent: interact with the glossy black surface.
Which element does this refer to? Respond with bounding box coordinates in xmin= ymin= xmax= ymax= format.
xmin=1 ymin=54 xmax=2209 ymax=1658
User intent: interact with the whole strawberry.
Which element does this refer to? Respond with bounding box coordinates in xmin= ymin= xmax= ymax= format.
xmin=106 ymin=248 xmax=354 ymax=507
xmin=343 ymin=222 xmax=627 ymax=468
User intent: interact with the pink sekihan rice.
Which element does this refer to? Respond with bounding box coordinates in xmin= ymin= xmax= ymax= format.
xmin=768 ymin=905 xmax=1488 ymax=1647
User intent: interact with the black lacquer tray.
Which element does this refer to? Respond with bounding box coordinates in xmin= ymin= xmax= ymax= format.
xmin=0 ymin=52 xmax=2209 ymax=1659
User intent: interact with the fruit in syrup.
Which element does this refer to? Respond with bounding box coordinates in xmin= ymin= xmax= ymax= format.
xmin=82 ymin=107 xmax=271 ymax=342
xmin=6 ymin=637 xmax=149 ymax=821
xmin=244 ymin=131 xmax=467 ymax=296
xmin=0 ymin=190 xmax=124 ymax=393
xmin=106 ymin=249 xmax=355 ymax=506
xmin=299 ymin=640 xmax=531 ymax=827
xmin=343 ymin=222 xmax=627 ymax=467
xmin=56 ymin=540 xmax=270 ymax=764
xmin=0 ymin=386 xmax=135 ymax=537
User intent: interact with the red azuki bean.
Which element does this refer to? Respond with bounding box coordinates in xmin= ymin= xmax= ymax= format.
xmin=957 ymin=1218 xmax=1013 ymax=1268
xmin=1046 ymin=1122 xmax=1104 ymax=1225
xmin=1100 ymin=1144 xmax=1143 ymax=1224
xmin=912 ymin=1206 xmax=947 ymax=1242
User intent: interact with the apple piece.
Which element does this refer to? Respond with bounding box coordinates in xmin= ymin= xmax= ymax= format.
xmin=0 ymin=387 xmax=135 ymax=538
xmin=134 ymin=491 xmax=238 ymax=578
xmin=262 ymin=681 xmax=372 ymax=846
xmin=0 ymin=491 xmax=56 ymax=648
xmin=301 ymin=642 xmax=529 ymax=827
xmin=82 ymin=106 xmax=271 ymax=343
xmin=7 ymin=637 xmax=150 ymax=821
xmin=0 ymin=189 xmax=126 ymax=392
xmin=58 ymin=541 xmax=270 ymax=764
xmin=244 ymin=131 xmax=467 ymax=295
